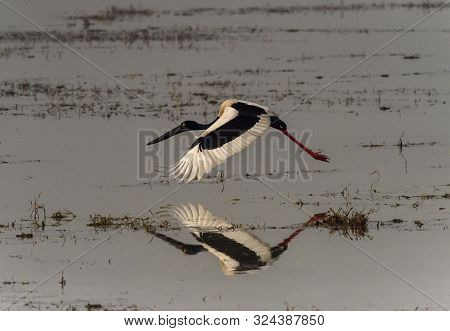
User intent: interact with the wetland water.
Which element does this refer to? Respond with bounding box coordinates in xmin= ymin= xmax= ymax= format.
xmin=0 ymin=0 xmax=449 ymax=310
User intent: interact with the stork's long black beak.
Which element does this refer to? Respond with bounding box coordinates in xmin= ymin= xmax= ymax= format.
xmin=146 ymin=125 xmax=186 ymax=145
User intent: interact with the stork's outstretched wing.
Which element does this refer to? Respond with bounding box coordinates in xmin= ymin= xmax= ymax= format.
xmin=171 ymin=101 xmax=271 ymax=182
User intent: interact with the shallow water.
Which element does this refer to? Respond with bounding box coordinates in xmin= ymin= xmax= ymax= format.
xmin=0 ymin=0 xmax=450 ymax=310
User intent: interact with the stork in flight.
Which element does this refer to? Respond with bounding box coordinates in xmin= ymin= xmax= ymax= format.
xmin=147 ymin=99 xmax=329 ymax=182
xmin=153 ymin=203 xmax=327 ymax=275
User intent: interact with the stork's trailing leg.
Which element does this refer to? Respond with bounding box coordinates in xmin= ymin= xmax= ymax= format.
xmin=281 ymin=130 xmax=330 ymax=163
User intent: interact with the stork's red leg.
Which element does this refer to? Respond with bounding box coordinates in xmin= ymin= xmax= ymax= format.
xmin=281 ymin=130 xmax=330 ymax=163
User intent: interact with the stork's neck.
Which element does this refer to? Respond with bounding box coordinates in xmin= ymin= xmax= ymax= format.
xmin=192 ymin=117 xmax=219 ymax=130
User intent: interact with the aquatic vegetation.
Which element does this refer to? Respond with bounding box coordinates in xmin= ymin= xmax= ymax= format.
xmin=51 ymin=209 xmax=76 ymax=222
xmin=87 ymin=214 xmax=174 ymax=232
xmin=308 ymin=207 xmax=372 ymax=240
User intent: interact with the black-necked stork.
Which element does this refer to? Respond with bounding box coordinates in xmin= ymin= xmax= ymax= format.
xmin=153 ymin=203 xmax=327 ymax=275
xmin=147 ymin=99 xmax=329 ymax=182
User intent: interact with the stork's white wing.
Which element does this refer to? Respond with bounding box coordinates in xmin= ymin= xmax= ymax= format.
xmin=170 ymin=115 xmax=270 ymax=182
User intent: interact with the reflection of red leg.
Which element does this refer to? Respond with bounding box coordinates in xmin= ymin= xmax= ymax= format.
xmin=281 ymin=130 xmax=330 ymax=163
xmin=279 ymin=213 xmax=329 ymax=246
xmin=305 ymin=213 xmax=328 ymax=226
xmin=280 ymin=227 xmax=305 ymax=246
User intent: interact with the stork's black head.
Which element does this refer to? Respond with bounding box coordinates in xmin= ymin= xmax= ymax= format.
xmin=146 ymin=120 xmax=207 ymax=146
xmin=181 ymin=120 xmax=203 ymax=130
xmin=146 ymin=119 xmax=218 ymax=146
xmin=270 ymin=116 xmax=287 ymax=131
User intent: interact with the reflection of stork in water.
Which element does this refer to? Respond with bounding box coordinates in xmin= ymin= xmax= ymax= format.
xmin=153 ymin=204 xmax=326 ymax=275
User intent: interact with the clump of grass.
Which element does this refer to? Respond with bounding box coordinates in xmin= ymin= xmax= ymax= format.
xmin=72 ymin=5 xmax=155 ymax=22
xmin=29 ymin=193 xmax=46 ymax=225
xmin=308 ymin=207 xmax=371 ymax=240
xmin=85 ymin=303 xmax=103 ymax=311
xmin=51 ymin=209 xmax=76 ymax=222
xmin=87 ymin=214 xmax=172 ymax=233
xmin=16 ymin=232 xmax=33 ymax=239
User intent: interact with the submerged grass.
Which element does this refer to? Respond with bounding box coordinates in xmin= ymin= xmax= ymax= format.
xmin=87 ymin=214 xmax=174 ymax=233
xmin=69 ymin=2 xmax=449 ymax=22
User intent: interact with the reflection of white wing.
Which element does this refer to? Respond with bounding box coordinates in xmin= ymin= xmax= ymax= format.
xmin=171 ymin=203 xmax=272 ymax=275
